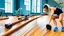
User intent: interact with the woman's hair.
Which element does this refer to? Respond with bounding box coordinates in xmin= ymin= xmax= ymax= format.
xmin=43 ymin=5 xmax=48 ymax=9
xmin=43 ymin=4 xmax=51 ymax=12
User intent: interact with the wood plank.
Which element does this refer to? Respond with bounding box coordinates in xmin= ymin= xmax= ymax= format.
xmin=36 ymin=29 xmax=46 ymax=36
xmin=17 ymin=26 xmax=39 ymax=36
xmin=60 ymin=32 xmax=64 ymax=36
xmin=26 ymin=27 xmax=39 ymax=36
xmin=35 ymin=29 xmax=45 ymax=36
xmin=47 ymin=31 xmax=56 ymax=36
xmin=43 ymin=30 xmax=51 ymax=36
xmin=30 ymin=28 xmax=41 ymax=36
xmin=37 ymin=30 xmax=44 ymax=36
xmin=45 ymin=30 xmax=52 ymax=36
xmin=53 ymin=31 xmax=60 ymax=36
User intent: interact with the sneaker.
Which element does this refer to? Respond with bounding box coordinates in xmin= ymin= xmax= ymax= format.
xmin=54 ymin=27 xmax=58 ymax=32
xmin=61 ymin=27 xmax=64 ymax=32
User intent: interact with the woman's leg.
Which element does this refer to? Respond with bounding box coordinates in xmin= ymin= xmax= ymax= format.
xmin=52 ymin=16 xmax=59 ymax=31
xmin=53 ymin=16 xmax=59 ymax=26
xmin=59 ymin=13 xmax=64 ymax=31
xmin=59 ymin=13 xmax=63 ymax=27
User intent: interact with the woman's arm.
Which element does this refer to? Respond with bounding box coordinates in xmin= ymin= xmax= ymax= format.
xmin=48 ymin=8 xmax=55 ymax=23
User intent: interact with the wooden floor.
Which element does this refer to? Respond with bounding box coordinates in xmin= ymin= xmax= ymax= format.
xmin=17 ymin=26 xmax=64 ymax=36
xmin=0 ymin=15 xmax=64 ymax=36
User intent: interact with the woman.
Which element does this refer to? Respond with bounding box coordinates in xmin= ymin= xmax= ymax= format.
xmin=43 ymin=4 xmax=64 ymax=31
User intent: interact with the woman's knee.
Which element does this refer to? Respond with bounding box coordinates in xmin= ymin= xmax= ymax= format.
xmin=59 ymin=13 xmax=63 ymax=21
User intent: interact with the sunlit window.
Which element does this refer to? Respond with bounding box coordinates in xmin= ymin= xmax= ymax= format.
xmin=32 ymin=0 xmax=36 ymax=13
xmin=37 ymin=0 xmax=40 ymax=13
xmin=32 ymin=0 xmax=40 ymax=13
xmin=24 ymin=0 xmax=30 ymax=10
xmin=5 ymin=0 xmax=13 ymax=13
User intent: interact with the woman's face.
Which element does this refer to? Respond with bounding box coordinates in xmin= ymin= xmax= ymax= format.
xmin=43 ymin=8 xmax=48 ymax=12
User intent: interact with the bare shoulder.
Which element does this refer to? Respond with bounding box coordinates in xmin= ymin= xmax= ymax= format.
xmin=50 ymin=7 xmax=56 ymax=10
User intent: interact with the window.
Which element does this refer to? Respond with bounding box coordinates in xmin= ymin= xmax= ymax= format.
xmin=32 ymin=0 xmax=36 ymax=13
xmin=24 ymin=0 xmax=30 ymax=10
xmin=37 ymin=0 xmax=40 ymax=13
xmin=32 ymin=0 xmax=40 ymax=13
xmin=5 ymin=0 xmax=13 ymax=13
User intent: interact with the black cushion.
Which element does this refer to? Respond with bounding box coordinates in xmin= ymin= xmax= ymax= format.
xmin=5 ymin=24 xmax=12 ymax=29
xmin=46 ymin=24 xmax=52 ymax=30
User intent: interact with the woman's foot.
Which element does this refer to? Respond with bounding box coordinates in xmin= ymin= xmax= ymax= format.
xmin=61 ymin=27 xmax=64 ymax=32
xmin=54 ymin=27 xmax=58 ymax=32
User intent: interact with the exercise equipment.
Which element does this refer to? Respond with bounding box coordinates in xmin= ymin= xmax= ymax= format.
xmin=5 ymin=19 xmax=24 ymax=29
xmin=24 ymin=15 xmax=28 ymax=20
xmin=5 ymin=15 xmax=29 ymax=29
xmin=5 ymin=24 xmax=13 ymax=29
xmin=46 ymin=24 xmax=52 ymax=30
xmin=18 ymin=18 xmax=22 ymax=20
xmin=18 ymin=15 xmax=28 ymax=20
